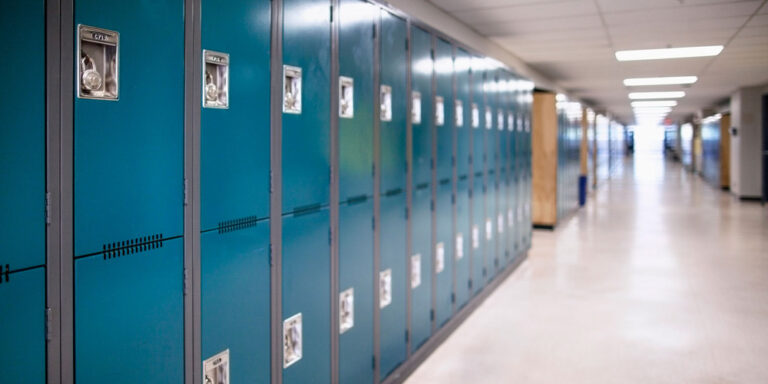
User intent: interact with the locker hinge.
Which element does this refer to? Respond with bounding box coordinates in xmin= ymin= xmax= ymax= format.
xmin=431 ymin=158 xmax=435 ymax=170
xmin=469 ymin=189 xmax=472 ymax=198
xmin=451 ymin=194 xmax=455 ymax=205
xmin=330 ymin=4 xmax=333 ymax=22
xmin=405 ymin=207 xmax=409 ymax=220
xmin=430 ymin=200 xmax=434 ymax=212
xmin=372 ymin=163 xmax=376 ymax=178
xmin=183 ymin=267 xmax=189 ymax=296
xmin=183 ymin=178 xmax=189 ymax=206
xmin=452 ymin=156 xmax=456 ymax=168
xmin=430 ymin=49 xmax=435 ymax=60
xmin=329 ymin=228 xmax=332 ymax=245
xmin=468 ymin=279 xmax=472 ymax=289
xmin=269 ymin=243 xmax=274 ymax=267
xmin=45 ymin=192 xmax=51 ymax=224
xmin=451 ymin=293 xmax=456 ymax=303
xmin=483 ymin=268 xmax=487 ymax=277
xmin=269 ymin=171 xmax=273 ymax=194
xmin=372 ymin=355 xmax=377 ymax=370
xmin=45 ymin=307 xmax=53 ymax=341
xmin=372 ymin=24 xmax=376 ymax=39
xmin=405 ymin=329 xmax=410 ymax=343
xmin=372 ymin=216 xmax=375 ymax=231
xmin=430 ymin=309 xmax=435 ymax=321
xmin=405 ymin=39 xmax=409 ymax=51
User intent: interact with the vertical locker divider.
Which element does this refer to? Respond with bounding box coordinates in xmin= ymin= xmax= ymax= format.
xmin=404 ymin=18 xmax=413 ymax=358
xmin=430 ymin=34 xmax=438 ymax=334
xmin=450 ymin=45 xmax=458 ymax=315
xmin=330 ymin=1 xmax=340 ymax=383
xmin=269 ymin=0 xmax=284 ymax=382
xmin=372 ymin=7 xmax=382 ymax=383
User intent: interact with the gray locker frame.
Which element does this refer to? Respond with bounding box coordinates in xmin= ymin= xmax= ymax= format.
xmin=372 ymin=6 xmax=382 ymax=383
xmin=330 ymin=0 xmax=340 ymax=382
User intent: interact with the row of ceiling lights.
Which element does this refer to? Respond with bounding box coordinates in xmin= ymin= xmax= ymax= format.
xmin=614 ymin=45 xmax=724 ymax=125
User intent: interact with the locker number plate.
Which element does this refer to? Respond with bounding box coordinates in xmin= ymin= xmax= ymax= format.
xmin=435 ymin=96 xmax=445 ymax=126
xmin=471 ymin=103 xmax=479 ymax=128
xmin=455 ymin=100 xmax=464 ymax=127
xmin=472 ymin=225 xmax=480 ymax=249
xmin=435 ymin=242 xmax=445 ymax=273
xmin=455 ymin=233 xmax=464 ymax=260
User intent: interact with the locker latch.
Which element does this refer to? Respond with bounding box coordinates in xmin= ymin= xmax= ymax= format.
xmin=380 ymin=85 xmax=392 ymax=122
xmin=203 ymin=349 xmax=230 ymax=384
xmin=339 ymin=76 xmax=354 ymax=118
xmin=339 ymin=287 xmax=354 ymax=333
xmin=379 ymin=269 xmax=392 ymax=308
xmin=77 ymin=25 xmax=118 ymax=100
xmin=203 ymin=50 xmax=229 ymax=109
xmin=283 ymin=313 xmax=303 ymax=367
xmin=282 ymin=65 xmax=302 ymax=114
xmin=471 ymin=103 xmax=479 ymax=128
xmin=455 ymin=100 xmax=464 ymax=127
xmin=435 ymin=96 xmax=444 ymax=126
xmin=411 ymin=91 xmax=422 ymax=125
xmin=410 ymin=254 xmax=421 ymax=288
xmin=435 ymin=242 xmax=445 ymax=273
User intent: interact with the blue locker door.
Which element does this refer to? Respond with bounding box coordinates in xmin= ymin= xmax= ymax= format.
xmin=282 ymin=210 xmax=331 ymax=383
xmin=379 ymin=10 xmax=408 ymax=381
xmin=410 ymin=187 xmax=432 ymax=350
xmin=435 ymin=38 xmax=454 ymax=181
xmin=201 ymin=226 xmax=270 ymax=383
xmin=73 ymin=1 xmax=185 ymax=381
xmin=0 ymin=269 xmax=45 ymax=383
xmin=339 ymin=201 xmax=374 ymax=384
xmin=378 ymin=193 xmax=407 ymax=380
xmin=0 ymin=0 xmax=45 ymax=271
xmin=484 ymin=183 xmax=497 ymax=281
xmin=471 ymin=177 xmax=485 ymax=294
xmin=454 ymin=180 xmax=471 ymax=308
xmin=338 ymin=2 xmax=376 ymax=383
xmin=434 ymin=182 xmax=453 ymax=327
xmin=410 ymin=26 xmax=433 ymax=188
xmin=455 ymin=48 xmax=471 ymax=179
xmin=75 ymin=239 xmax=184 ymax=383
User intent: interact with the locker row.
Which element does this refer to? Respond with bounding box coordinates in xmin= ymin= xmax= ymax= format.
xmin=0 ymin=0 xmax=533 ymax=383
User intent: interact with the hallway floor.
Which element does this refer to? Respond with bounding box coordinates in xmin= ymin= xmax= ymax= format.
xmin=406 ymin=154 xmax=768 ymax=383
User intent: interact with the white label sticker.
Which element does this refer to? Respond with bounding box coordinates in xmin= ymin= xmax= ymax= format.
xmin=435 ymin=242 xmax=445 ymax=273
xmin=283 ymin=313 xmax=303 ymax=368
xmin=435 ymin=96 xmax=445 ymax=126
xmin=472 ymin=225 xmax=480 ymax=249
xmin=497 ymin=213 xmax=504 ymax=234
xmin=471 ymin=103 xmax=479 ymax=128
xmin=485 ymin=219 xmax=493 ymax=240
xmin=380 ymin=85 xmax=392 ymax=122
xmin=455 ymin=100 xmax=464 ymax=127
xmin=485 ymin=107 xmax=492 ymax=129
xmin=203 ymin=349 xmax=230 ymax=384
xmin=339 ymin=288 xmax=354 ymax=334
xmin=455 ymin=233 xmax=464 ymax=260
xmin=412 ymin=91 xmax=422 ymax=124
xmin=379 ymin=269 xmax=392 ymax=308
xmin=339 ymin=76 xmax=354 ymax=118
xmin=411 ymin=254 xmax=421 ymax=288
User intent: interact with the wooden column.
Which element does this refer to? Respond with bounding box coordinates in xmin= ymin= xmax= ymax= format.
xmin=532 ymin=91 xmax=557 ymax=227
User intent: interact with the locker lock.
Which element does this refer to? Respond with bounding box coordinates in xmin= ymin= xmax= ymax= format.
xmin=283 ymin=313 xmax=303 ymax=368
xmin=77 ymin=25 xmax=118 ymax=100
xmin=411 ymin=91 xmax=422 ymax=125
xmin=203 ymin=50 xmax=229 ymax=109
xmin=283 ymin=65 xmax=302 ymax=114
xmin=455 ymin=100 xmax=464 ymax=127
xmin=380 ymin=85 xmax=392 ymax=122
xmin=339 ymin=288 xmax=354 ymax=333
xmin=411 ymin=254 xmax=422 ymax=288
xmin=379 ymin=269 xmax=392 ymax=308
xmin=339 ymin=76 xmax=354 ymax=118
xmin=435 ymin=96 xmax=445 ymax=126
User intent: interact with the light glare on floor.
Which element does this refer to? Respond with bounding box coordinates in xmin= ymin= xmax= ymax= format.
xmin=623 ymin=76 xmax=698 ymax=86
xmin=615 ymin=46 xmax=723 ymax=61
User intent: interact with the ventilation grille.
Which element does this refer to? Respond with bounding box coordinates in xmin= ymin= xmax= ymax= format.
xmin=218 ymin=215 xmax=260 ymax=234
xmin=103 ymin=234 xmax=164 ymax=260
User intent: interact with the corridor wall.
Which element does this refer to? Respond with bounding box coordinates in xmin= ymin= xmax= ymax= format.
xmin=1 ymin=1 xmax=534 ymax=383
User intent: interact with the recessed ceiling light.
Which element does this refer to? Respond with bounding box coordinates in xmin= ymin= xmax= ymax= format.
xmin=616 ymin=46 xmax=723 ymax=61
xmin=629 ymin=91 xmax=685 ymax=100
xmin=631 ymin=100 xmax=678 ymax=107
xmin=623 ymin=76 xmax=698 ymax=86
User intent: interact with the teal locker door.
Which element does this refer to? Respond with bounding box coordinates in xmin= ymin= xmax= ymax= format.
xmin=73 ymin=1 xmax=185 ymax=381
xmin=75 ymin=239 xmax=184 ymax=383
xmin=454 ymin=179 xmax=471 ymax=308
xmin=0 ymin=2 xmax=46 ymax=380
xmin=200 ymin=0 xmax=272 ymax=381
xmin=378 ymin=10 xmax=408 ymax=381
xmin=282 ymin=0 xmax=332 ymax=381
xmin=201 ymin=226 xmax=270 ymax=383
xmin=410 ymin=187 xmax=432 ymax=350
xmin=0 ymin=269 xmax=45 ymax=383
xmin=435 ymin=182 xmax=453 ymax=327
xmin=435 ymin=38 xmax=454 ymax=181
xmin=484 ymin=71 xmax=497 ymax=280
xmin=410 ymin=26 xmax=433 ymax=187
xmin=471 ymin=177 xmax=485 ymax=294
xmin=338 ymin=2 xmax=376 ymax=383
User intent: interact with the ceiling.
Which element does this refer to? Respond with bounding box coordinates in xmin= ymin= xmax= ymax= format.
xmin=427 ymin=0 xmax=768 ymax=124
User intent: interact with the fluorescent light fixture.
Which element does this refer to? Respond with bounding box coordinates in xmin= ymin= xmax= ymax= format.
xmin=623 ymin=76 xmax=698 ymax=86
xmin=615 ymin=46 xmax=723 ymax=61
xmin=631 ymin=100 xmax=677 ymax=107
xmin=629 ymin=91 xmax=685 ymax=100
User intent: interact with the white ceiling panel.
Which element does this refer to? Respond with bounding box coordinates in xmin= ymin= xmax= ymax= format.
xmin=603 ymin=2 xmax=762 ymax=26
xmin=428 ymin=0 xmax=576 ymax=13
xmin=474 ymin=15 xmax=603 ymax=36
xmin=452 ymin=1 xmax=597 ymax=24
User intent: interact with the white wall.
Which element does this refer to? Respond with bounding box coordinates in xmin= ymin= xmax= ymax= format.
xmin=384 ymin=0 xmax=559 ymax=91
xmin=729 ymin=86 xmax=766 ymax=198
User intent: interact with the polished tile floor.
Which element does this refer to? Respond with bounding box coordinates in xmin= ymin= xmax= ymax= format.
xmin=407 ymin=153 xmax=768 ymax=383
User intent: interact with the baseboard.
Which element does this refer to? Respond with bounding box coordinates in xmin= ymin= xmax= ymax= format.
xmin=533 ymin=224 xmax=555 ymax=230
xmin=739 ymin=195 xmax=764 ymax=202
xmin=380 ymin=250 xmax=529 ymax=384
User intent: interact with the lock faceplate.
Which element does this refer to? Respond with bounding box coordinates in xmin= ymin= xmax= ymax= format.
xmin=203 ymin=50 xmax=229 ymax=109
xmin=435 ymin=96 xmax=445 ymax=126
xmin=485 ymin=219 xmax=493 ymax=240
xmin=283 ymin=313 xmax=303 ymax=368
xmin=339 ymin=288 xmax=354 ymax=334
xmin=380 ymin=85 xmax=392 ymax=122
xmin=411 ymin=254 xmax=421 ymax=288
xmin=411 ymin=91 xmax=422 ymax=125
xmin=471 ymin=103 xmax=479 ymax=128
xmin=203 ymin=349 xmax=230 ymax=384
xmin=339 ymin=76 xmax=354 ymax=118
xmin=77 ymin=25 xmax=119 ymax=100
xmin=455 ymin=100 xmax=464 ymax=127
xmin=283 ymin=65 xmax=302 ymax=114
xmin=472 ymin=225 xmax=480 ymax=249
xmin=435 ymin=242 xmax=445 ymax=273
xmin=485 ymin=106 xmax=492 ymax=129
xmin=497 ymin=213 xmax=504 ymax=234
xmin=498 ymin=110 xmax=504 ymax=131
xmin=379 ymin=269 xmax=392 ymax=308
xmin=455 ymin=233 xmax=464 ymax=260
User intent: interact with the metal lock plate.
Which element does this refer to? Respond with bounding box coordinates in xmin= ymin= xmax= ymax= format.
xmin=410 ymin=254 xmax=421 ymax=288
xmin=507 ymin=112 xmax=514 ymax=131
xmin=471 ymin=103 xmax=479 ymax=128
xmin=380 ymin=85 xmax=392 ymax=122
xmin=455 ymin=233 xmax=464 ymax=260
xmin=203 ymin=349 xmax=230 ymax=384
xmin=497 ymin=213 xmax=504 ymax=234
xmin=203 ymin=50 xmax=229 ymax=109
xmin=411 ymin=91 xmax=422 ymax=125
xmin=283 ymin=313 xmax=303 ymax=368
xmin=339 ymin=288 xmax=354 ymax=334
xmin=517 ymin=116 xmax=523 ymax=132
xmin=525 ymin=117 xmax=530 ymax=132
xmin=435 ymin=96 xmax=445 ymax=126
xmin=485 ymin=219 xmax=493 ymax=240
xmin=472 ymin=225 xmax=480 ymax=249
xmin=339 ymin=76 xmax=354 ymax=118
xmin=77 ymin=25 xmax=119 ymax=100
xmin=435 ymin=242 xmax=445 ymax=273
xmin=498 ymin=110 xmax=504 ymax=131
xmin=507 ymin=209 xmax=514 ymax=228
xmin=282 ymin=65 xmax=302 ymax=114
xmin=379 ymin=269 xmax=392 ymax=308
xmin=455 ymin=100 xmax=464 ymax=127
xmin=485 ymin=107 xmax=492 ymax=129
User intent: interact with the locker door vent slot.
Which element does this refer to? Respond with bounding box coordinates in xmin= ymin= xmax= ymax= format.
xmin=383 ymin=188 xmax=402 ymax=197
xmin=292 ymin=203 xmax=322 ymax=217
xmin=102 ymin=234 xmax=164 ymax=260
xmin=345 ymin=194 xmax=369 ymax=206
xmin=439 ymin=178 xmax=450 ymax=186
xmin=218 ymin=215 xmax=260 ymax=234
xmin=415 ymin=183 xmax=429 ymax=191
